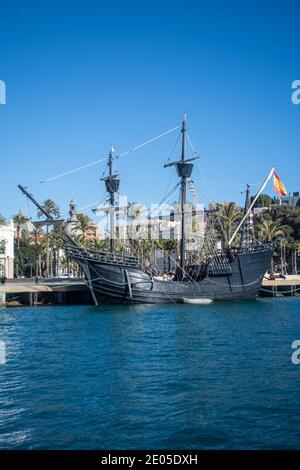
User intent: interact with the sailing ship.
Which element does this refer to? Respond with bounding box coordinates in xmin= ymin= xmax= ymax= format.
xmin=19 ymin=115 xmax=274 ymax=304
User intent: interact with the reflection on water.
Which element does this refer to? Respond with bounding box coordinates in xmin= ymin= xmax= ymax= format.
xmin=0 ymin=299 xmax=300 ymax=449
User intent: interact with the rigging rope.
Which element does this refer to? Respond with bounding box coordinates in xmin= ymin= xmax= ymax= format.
xmin=29 ymin=125 xmax=180 ymax=187
xmin=187 ymin=131 xmax=241 ymax=191
xmin=187 ymin=178 xmax=202 ymax=204
xmin=115 ymin=125 xmax=180 ymax=160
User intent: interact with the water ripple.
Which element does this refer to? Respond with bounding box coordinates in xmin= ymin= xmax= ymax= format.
xmin=0 ymin=299 xmax=300 ymax=449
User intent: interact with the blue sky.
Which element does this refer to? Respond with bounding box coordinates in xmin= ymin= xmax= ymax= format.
xmin=0 ymin=0 xmax=299 ymax=219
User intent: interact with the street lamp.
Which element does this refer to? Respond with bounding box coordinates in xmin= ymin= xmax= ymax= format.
xmin=278 ymin=235 xmax=286 ymax=275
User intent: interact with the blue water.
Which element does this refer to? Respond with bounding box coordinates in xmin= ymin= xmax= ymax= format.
xmin=0 ymin=298 xmax=300 ymax=450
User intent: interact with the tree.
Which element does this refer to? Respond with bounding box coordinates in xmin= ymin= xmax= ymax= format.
xmin=127 ymin=202 xmax=148 ymax=248
xmin=17 ymin=230 xmax=35 ymax=277
xmin=258 ymin=218 xmax=287 ymax=242
xmin=31 ymin=226 xmax=45 ymax=278
xmin=48 ymin=228 xmax=65 ymax=276
xmin=269 ymin=205 xmax=300 ymax=243
xmin=12 ymin=210 xmax=29 ymax=277
xmin=72 ymin=213 xmax=94 ymax=241
xmin=218 ymin=202 xmax=242 ymax=245
xmin=252 ymin=193 xmax=273 ymax=208
xmin=37 ymin=199 xmax=60 ymax=219
xmin=257 ymin=217 xmax=288 ymax=276
xmin=37 ymin=199 xmax=60 ymax=276
xmin=90 ymin=238 xmax=109 ymax=251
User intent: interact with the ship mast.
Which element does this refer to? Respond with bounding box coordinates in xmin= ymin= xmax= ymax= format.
xmin=101 ymin=146 xmax=120 ymax=252
xmin=164 ymin=113 xmax=198 ymax=280
xmin=108 ymin=149 xmax=115 ymax=252
xmin=180 ymin=113 xmax=187 ymax=277
xmin=240 ymin=184 xmax=251 ymax=248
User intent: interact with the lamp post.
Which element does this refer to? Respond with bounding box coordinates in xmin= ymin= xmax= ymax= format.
xmin=293 ymin=249 xmax=299 ymax=275
xmin=279 ymin=235 xmax=286 ymax=275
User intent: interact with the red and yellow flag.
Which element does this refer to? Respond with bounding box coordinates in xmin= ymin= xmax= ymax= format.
xmin=273 ymin=171 xmax=287 ymax=196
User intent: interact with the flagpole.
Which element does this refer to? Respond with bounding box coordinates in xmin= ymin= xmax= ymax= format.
xmin=228 ymin=167 xmax=275 ymax=246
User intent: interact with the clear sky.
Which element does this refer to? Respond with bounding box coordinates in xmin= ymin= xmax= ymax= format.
xmin=0 ymin=0 xmax=299 ymax=220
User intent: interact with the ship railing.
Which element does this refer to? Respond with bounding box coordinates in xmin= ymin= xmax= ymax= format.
xmin=230 ymin=242 xmax=274 ymax=256
xmin=65 ymin=243 xmax=141 ymax=267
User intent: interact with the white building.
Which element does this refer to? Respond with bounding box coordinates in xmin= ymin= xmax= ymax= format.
xmin=65 ymin=197 xmax=102 ymax=241
xmin=0 ymin=220 xmax=15 ymax=278
xmin=281 ymin=191 xmax=300 ymax=207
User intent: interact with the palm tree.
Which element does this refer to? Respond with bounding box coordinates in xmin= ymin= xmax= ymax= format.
xmin=218 ymin=202 xmax=242 ymax=245
xmin=72 ymin=213 xmax=94 ymax=242
xmin=72 ymin=233 xmax=85 ymax=246
xmin=13 ymin=210 xmax=29 ymax=277
xmin=37 ymin=199 xmax=60 ymax=219
xmin=31 ymin=226 xmax=44 ymax=279
xmin=258 ymin=218 xmax=286 ymax=242
xmin=90 ymin=238 xmax=109 ymax=251
xmin=48 ymin=228 xmax=64 ymax=276
xmin=37 ymin=200 xmax=60 ymax=277
xmin=257 ymin=217 xmax=288 ymax=276
xmin=127 ymin=202 xmax=148 ymax=255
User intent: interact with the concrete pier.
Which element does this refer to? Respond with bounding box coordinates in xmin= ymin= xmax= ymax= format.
xmin=1 ymin=276 xmax=299 ymax=306
xmin=261 ymin=276 xmax=300 ymax=297
xmin=0 ymin=278 xmax=92 ymax=307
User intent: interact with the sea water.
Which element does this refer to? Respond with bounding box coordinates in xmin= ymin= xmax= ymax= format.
xmin=0 ymin=298 xmax=300 ymax=449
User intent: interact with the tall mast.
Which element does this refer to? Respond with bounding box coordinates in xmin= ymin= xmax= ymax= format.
xmin=180 ymin=113 xmax=187 ymax=277
xmin=244 ymin=184 xmax=251 ymax=212
xmin=164 ymin=113 xmax=198 ymax=280
xmin=108 ymin=148 xmax=115 ymax=252
xmin=241 ymin=184 xmax=251 ymax=248
xmin=101 ymin=145 xmax=120 ymax=253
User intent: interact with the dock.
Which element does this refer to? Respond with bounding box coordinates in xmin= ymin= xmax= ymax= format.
xmin=1 ymin=276 xmax=299 ymax=307
xmin=0 ymin=278 xmax=92 ymax=307
xmin=261 ymin=276 xmax=300 ymax=297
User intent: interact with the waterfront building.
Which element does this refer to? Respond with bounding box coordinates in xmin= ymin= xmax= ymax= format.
xmin=68 ymin=196 xmax=77 ymax=222
xmin=280 ymin=191 xmax=300 ymax=207
xmin=15 ymin=217 xmax=35 ymax=236
xmin=0 ymin=220 xmax=15 ymax=278
xmin=65 ymin=197 xmax=102 ymax=241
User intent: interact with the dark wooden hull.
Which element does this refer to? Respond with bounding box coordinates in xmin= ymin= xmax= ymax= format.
xmin=71 ymin=245 xmax=273 ymax=304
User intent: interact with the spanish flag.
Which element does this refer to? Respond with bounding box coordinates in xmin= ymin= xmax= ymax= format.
xmin=273 ymin=171 xmax=287 ymax=196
